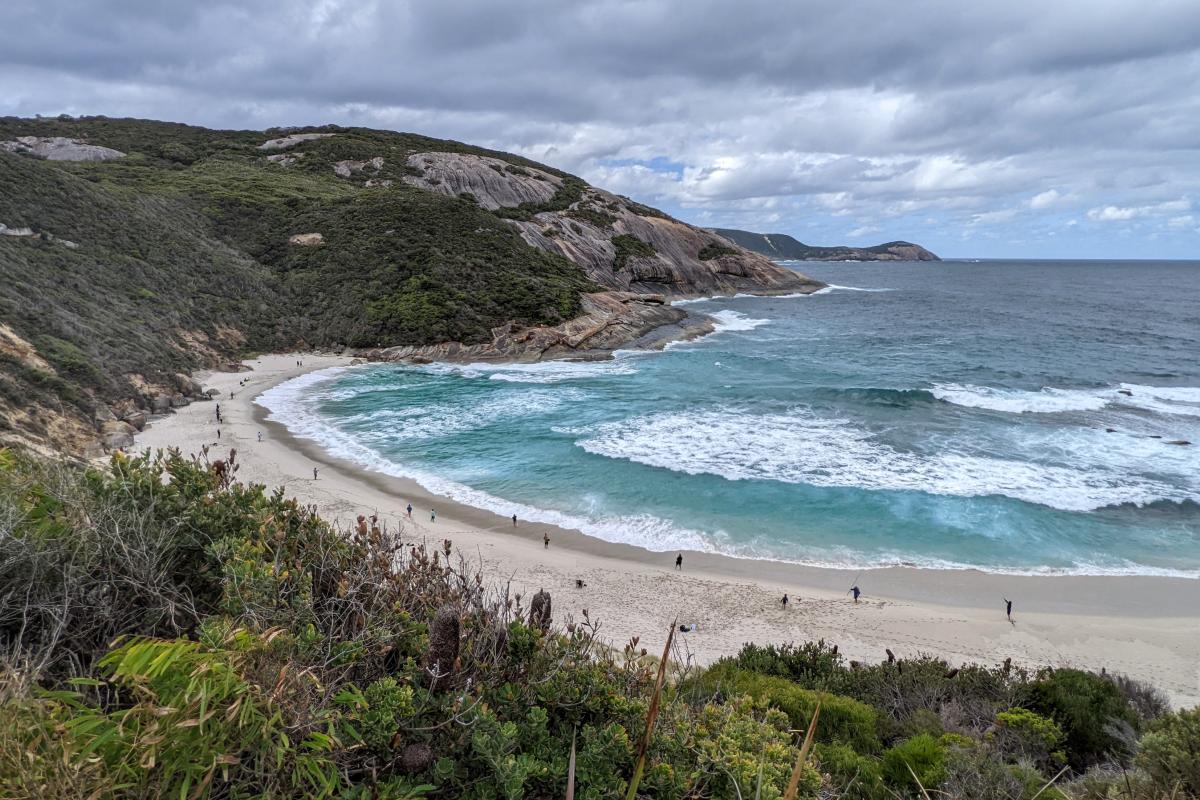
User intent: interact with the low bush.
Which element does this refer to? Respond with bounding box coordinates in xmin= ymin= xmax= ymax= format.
xmin=1028 ymin=668 xmax=1139 ymax=769
xmin=611 ymin=233 xmax=657 ymax=270
xmin=691 ymin=663 xmax=880 ymax=753
xmin=881 ymin=734 xmax=945 ymax=794
xmin=1136 ymin=706 xmax=1200 ymax=795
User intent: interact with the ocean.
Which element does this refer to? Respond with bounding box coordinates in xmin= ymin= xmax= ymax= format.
xmin=259 ymin=259 xmax=1200 ymax=577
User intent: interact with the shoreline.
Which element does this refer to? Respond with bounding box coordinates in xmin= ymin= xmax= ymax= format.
xmin=134 ymin=353 xmax=1200 ymax=706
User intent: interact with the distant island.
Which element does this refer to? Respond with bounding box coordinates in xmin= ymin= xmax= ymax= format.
xmin=710 ymin=227 xmax=940 ymax=261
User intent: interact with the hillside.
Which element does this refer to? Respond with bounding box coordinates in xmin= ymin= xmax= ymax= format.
xmin=0 ymin=117 xmax=821 ymax=454
xmin=711 ymin=228 xmax=940 ymax=261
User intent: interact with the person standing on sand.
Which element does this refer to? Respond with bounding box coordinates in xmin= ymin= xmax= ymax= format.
xmin=781 ymin=593 xmax=789 ymax=607
xmin=1005 ymin=597 xmax=1013 ymax=623
xmin=852 ymin=585 xmax=861 ymax=603
xmin=512 ymin=513 xmax=518 ymax=527
xmin=257 ymin=431 xmax=262 ymax=442
xmin=406 ymin=503 xmax=413 ymax=518
xmin=313 ymin=467 xmax=319 ymax=480
xmin=675 ymin=553 xmax=683 ymax=570
xmin=431 ymin=508 xmax=437 ymax=522
xmin=543 ymin=532 xmax=550 ymax=548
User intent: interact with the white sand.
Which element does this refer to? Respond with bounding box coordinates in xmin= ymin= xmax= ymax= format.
xmin=134 ymin=353 xmax=1200 ymax=707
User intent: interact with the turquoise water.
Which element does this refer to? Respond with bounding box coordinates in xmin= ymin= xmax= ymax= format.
xmin=260 ymin=260 xmax=1200 ymax=576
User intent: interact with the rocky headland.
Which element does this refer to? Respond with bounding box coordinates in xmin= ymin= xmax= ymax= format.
xmin=710 ymin=227 xmax=939 ymax=261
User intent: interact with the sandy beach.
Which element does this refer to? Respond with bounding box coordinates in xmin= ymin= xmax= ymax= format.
xmin=133 ymin=353 xmax=1200 ymax=706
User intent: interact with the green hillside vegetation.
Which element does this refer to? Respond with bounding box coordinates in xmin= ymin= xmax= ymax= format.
xmin=2 ymin=448 xmax=1196 ymax=799
xmin=0 ymin=117 xmax=596 ymax=449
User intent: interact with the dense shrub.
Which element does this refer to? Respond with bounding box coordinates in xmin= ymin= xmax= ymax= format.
xmin=697 ymin=242 xmax=737 ymax=261
xmin=992 ymin=707 xmax=1066 ymax=770
xmin=692 ymin=663 xmax=880 ymax=753
xmin=815 ymin=743 xmax=885 ymax=800
xmin=881 ymin=733 xmax=945 ymax=794
xmin=1028 ymin=668 xmax=1139 ymax=769
xmin=1136 ymin=706 xmax=1200 ymax=795
xmin=611 ymin=233 xmax=657 ymax=270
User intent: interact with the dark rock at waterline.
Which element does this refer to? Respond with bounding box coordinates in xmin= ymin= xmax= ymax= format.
xmin=1166 ymin=439 xmax=1191 ymax=446
xmin=1118 ymin=389 xmax=1133 ymax=396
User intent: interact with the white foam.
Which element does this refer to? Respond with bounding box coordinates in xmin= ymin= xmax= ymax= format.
xmin=708 ymin=310 xmax=771 ymax=333
xmin=933 ymin=384 xmax=1109 ymax=414
xmin=934 ymin=382 xmax=1200 ymax=418
xmin=824 ymin=284 xmax=896 ymax=293
xmin=576 ymin=407 xmax=1198 ymax=512
xmin=1118 ymin=384 xmax=1200 ymax=418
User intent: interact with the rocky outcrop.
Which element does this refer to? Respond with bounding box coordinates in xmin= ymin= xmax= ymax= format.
xmin=709 ymin=228 xmax=940 ymax=262
xmin=334 ymin=156 xmax=383 ymax=178
xmin=513 ymin=199 xmax=820 ymax=298
xmin=0 ymin=136 xmax=125 ymax=161
xmin=1 ymin=223 xmax=80 ymax=249
xmin=0 ymin=323 xmax=55 ymax=373
xmin=403 ymin=152 xmax=562 ymax=210
xmin=365 ymin=291 xmax=713 ymax=364
xmin=258 ymin=133 xmax=334 ymax=150
xmin=401 ymin=152 xmax=820 ymax=299
xmin=288 ymin=232 xmax=325 ymax=246
xmin=100 ymin=420 xmax=137 ymax=450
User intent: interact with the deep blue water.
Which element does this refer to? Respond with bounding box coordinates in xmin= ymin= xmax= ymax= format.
xmin=261 ymin=260 xmax=1200 ymax=576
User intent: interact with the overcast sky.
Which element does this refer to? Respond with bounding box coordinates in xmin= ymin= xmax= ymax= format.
xmin=3 ymin=0 xmax=1199 ymax=258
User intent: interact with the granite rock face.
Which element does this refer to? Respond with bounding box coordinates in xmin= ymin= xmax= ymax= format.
xmin=258 ymin=133 xmax=335 ymax=150
xmin=403 ymin=152 xmax=562 ymax=210
xmin=0 ymin=136 xmax=125 ymax=161
xmin=364 ymin=291 xmax=712 ymax=363
xmin=402 ymin=152 xmax=821 ymax=299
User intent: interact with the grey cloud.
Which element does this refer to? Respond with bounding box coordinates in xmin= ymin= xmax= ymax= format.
xmin=2 ymin=0 xmax=1200 ymax=256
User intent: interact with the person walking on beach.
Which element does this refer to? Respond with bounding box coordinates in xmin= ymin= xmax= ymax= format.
xmin=512 ymin=513 xmax=518 ymax=527
xmin=543 ymin=532 xmax=550 ymax=549
xmin=430 ymin=508 xmax=437 ymax=523
xmin=257 ymin=431 xmax=262 ymax=442
xmin=781 ymin=593 xmax=789 ymax=607
xmin=851 ymin=585 xmax=861 ymax=603
xmin=1004 ymin=597 xmax=1014 ymax=624
xmin=675 ymin=553 xmax=683 ymax=570
xmin=406 ymin=503 xmax=413 ymax=518
xmin=313 ymin=467 xmax=319 ymax=480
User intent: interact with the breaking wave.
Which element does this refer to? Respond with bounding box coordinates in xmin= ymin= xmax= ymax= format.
xmin=576 ymin=407 xmax=1199 ymax=513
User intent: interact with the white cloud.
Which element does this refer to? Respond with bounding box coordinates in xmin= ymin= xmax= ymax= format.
xmin=969 ymin=209 xmax=1019 ymax=226
xmin=1030 ymin=188 xmax=1061 ymax=209
xmin=1087 ymin=198 xmax=1191 ymax=221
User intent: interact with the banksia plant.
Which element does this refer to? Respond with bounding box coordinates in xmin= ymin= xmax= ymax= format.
xmin=424 ymin=604 xmax=459 ymax=691
xmin=529 ymin=589 xmax=552 ymax=632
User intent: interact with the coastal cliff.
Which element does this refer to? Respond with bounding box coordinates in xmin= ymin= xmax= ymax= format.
xmin=710 ymin=227 xmax=940 ymax=261
xmin=0 ymin=116 xmax=820 ymax=453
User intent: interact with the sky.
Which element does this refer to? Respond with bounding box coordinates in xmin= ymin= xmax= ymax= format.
xmin=3 ymin=0 xmax=1199 ymax=259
